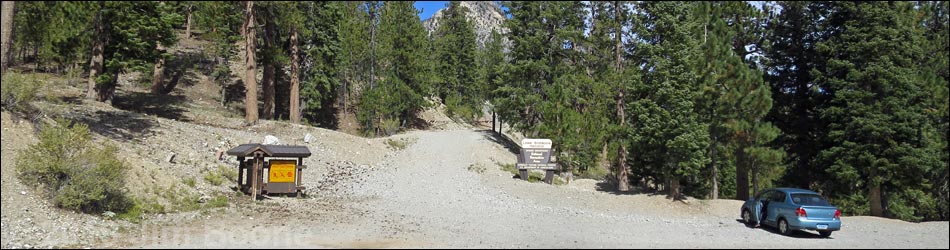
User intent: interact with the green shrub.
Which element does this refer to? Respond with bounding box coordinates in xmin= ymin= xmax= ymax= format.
xmin=16 ymin=119 xmax=132 ymax=214
xmin=386 ymin=138 xmax=410 ymax=150
xmin=205 ymin=194 xmax=229 ymax=208
xmin=444 ymin=95 xmax=478 ymax=123
xmin=495 ymin=163 xmax=563 ymax=185
xmin=1 ymin=71 xmax=42 ymax=113
xmin=159 ymin=185 xmax=201 ymax=212
xmin=467 ymin=163 xmax=487 ymax=174
xmin=217 ymin=165 xmax=238 ymax=182
xmin=577 ymin=165 xmax=610 ymax=181
xmin=380 ymin=118 xmax=401 ymax=136
xmin=204 ymin=171 xmax=226 ymax=186
xmin=183 ymin=177 xmax=197 ymax=188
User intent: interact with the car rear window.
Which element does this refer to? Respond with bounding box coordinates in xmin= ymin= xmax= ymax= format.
xmin=791 ymin=193 xmax=831 ymax=206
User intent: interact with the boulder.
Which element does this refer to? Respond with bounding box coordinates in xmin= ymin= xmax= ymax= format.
xmin=263 ymin=135 xmax=280 ymax=145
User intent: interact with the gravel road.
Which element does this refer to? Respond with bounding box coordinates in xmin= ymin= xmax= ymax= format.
xmin=97 ymin=128 xmax=947 ymax=249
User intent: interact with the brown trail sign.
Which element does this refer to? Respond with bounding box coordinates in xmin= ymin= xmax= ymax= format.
xmin=516 ymin=138 xmax=558 ymax=184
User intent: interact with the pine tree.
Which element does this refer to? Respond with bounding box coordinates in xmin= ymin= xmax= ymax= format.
xmin=481 ymin=28 xmax=506 ymax=133
xmin=192 ymin=1 xmax=243 ymax=107
xmin=433 ymin=1 xmax=480 ymax=121
xmin=629 ymin=1 xmax=710 ymax=199
xmin=1 ymin=1 xmax=14 ymax=71
xmin=242 ymin=0 xmax=258 ymax=124
xmin=358 ymin=1 xmax=431 ymax=135
xmin=298 ymin=1 xmax=343 ymax=127
xmin=764 ymin=1 xmax=832 ymax=195
xmin=588 ymin=1 xmax=634 ymax=191
xmin=916 ymin=0 xmax=948 ymax=220
xmin=85 ymin=1 xmax=183 ymax=103
xmin=9 ymin=2 xmax=97 ymax=73
xmin=815 ymin=2 xmax=941 ymax=221
xmin=697 ymin=2 xmax=783 ymax=200
xmin=338 ymin=1 xmax=371 ymax=115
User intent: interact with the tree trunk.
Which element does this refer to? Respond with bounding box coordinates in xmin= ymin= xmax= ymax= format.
xmin=98 ymin=71 xmax=117 ymax=103
xmin=669 ymin=176 xmax=680 ymax=200
xmin=710 ymin=137 xmax=719 ymax=200
xmin=751 ymin=160 xmax=759 ymax=197
xmin=150 ymin=43 xmax=166 ymax=94
xmin=87 ymin=1 xmax=106 ymax=100
xmin=0 ymin=1 xmax=15 ymax=71
xmin=368 ymin=3 xmax=377 ymax=90
xmin=614 ymin=0 xmax=630 ymax=193
xmin=492 ymin=110 xmax=496 ymax=132
xmin=736 ymin=146 xmax=750 ymax=200
xmin=343 ymin=26 xmax=355 ymax=115
xmin=243 ymin=1 xmax=258 ymax=125
xmin=289 ymin=26 xmax=301 ymax=124
xmin=869 ymin=170 xmax=884 ymax=217
xmin=185 ymin=5 xmax=192 ymax=38
xmin=261 ymin=17 xmax=275 ymax=120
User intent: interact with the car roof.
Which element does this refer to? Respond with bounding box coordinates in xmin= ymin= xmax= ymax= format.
xmin=769 ymin=187 xmax=820 ymax=195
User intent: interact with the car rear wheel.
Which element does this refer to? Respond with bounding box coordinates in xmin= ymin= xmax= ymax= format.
xmin=778 ymin=219 xmax=792 ymax=236
xmin=742 ymin=209 xmax=754 ymax=225
xmin=819 ymin=230 xmax=832 ymax=238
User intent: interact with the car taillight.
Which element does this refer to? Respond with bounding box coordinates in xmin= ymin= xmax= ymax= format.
xmin=834 ymin=209 xmax=841 ymax=219
xmin=796 ymin=207 xmax=807 ymax=217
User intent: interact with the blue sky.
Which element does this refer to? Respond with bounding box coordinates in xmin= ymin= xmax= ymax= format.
xmin=415 ymin=1 xmax=449 ymax=21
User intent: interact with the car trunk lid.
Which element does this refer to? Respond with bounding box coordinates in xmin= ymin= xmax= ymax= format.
xmin=801 ymin=206 xmax=838 ymax=219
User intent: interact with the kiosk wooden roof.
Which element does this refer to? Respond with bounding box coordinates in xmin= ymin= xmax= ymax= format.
xmin=226 ymin=144 xmax=311 ymax=158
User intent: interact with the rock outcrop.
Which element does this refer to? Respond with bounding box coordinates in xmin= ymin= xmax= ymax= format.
xmin=422 ymin=1 xmax=507 ymax=48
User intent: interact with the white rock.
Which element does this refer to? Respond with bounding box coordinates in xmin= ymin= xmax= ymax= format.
xmin=166 ymin=153 xmax=176 ymax=163
xmin=304 ymin=133 xmax=314 ymax=144
xmin=263 ymin=135 xmax=280 ymax=145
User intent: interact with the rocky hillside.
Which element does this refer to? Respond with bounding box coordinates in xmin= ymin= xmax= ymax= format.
xmin=422 ymin=1 xmax=507 ymax=48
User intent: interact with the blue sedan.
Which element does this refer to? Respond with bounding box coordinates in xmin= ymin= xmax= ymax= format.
xmin=740 ymin=188 xmax=842 ymax=237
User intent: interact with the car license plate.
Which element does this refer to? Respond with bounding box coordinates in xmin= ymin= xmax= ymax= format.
xmin=817 ymin=224 xmax=828 ymax=230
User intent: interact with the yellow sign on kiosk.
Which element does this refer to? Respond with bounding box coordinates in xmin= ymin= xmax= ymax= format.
xmin=268 ymin=160 xmax=296 ymax=183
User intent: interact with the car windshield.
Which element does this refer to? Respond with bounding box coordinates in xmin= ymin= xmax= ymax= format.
xmin=791 ymin=193 xmax=832 ymax=206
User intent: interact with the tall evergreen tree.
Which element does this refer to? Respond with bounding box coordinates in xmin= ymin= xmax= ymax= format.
xmin=337 ymin=1 xmax=371 ymax=115
xmin=629 ymin=1 xmax=710 ymax=199
xmin=916 ymin=0 xmax=948 ymax=220
xmin=697 ymin=1 xmax=784 ymax=200
xmin=496 ymin=1 xmax=608 ymax=177
xmin=480 ymin=28 xmax=507 ymax=133
xmin=298 ymin=1 xmax=344 ymax=127
xmin=433 ymin=1 xmax=480 ymax=121
xmin=588 ymin=0 xmax=634 ymax=191
xmin=764 ymin=1 xmax=832 ymax=193
xmin=86 ymin=1 xmax=183 ymax=103
xmin=815 ymin=2 xmax=942 ymax=221
xmin=358 ymin=1 xmax=431 ymax=135
xmin=242 ymin=0 xmax=258 ymax=124
xmin=1 ymin=1 xmax=14 ymax=71
xmin=9 ymin=2 xmax=95 ymax=72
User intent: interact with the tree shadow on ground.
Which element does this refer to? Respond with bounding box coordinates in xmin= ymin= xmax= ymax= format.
xmin=304 ymin=98 xmax=341 ymax=130
xmin=112 ymin=90 xmax=191 ymax=122
xmin=477 ymin=129 xmax=521 ymax=155
xmin=56 ymin=96 xmax=84 ymax=105
xmin=594 ymin=180 xmax=676 ymax=198
xmin=158 ymin=49 xmax=211 ymax=93
xmin=733 ymin=219 xmax=830 ymax=239
xmin=63 ymin=109 xmax=158 ymax=143
xmin=405 ymin=113 xmax=432 ymax=131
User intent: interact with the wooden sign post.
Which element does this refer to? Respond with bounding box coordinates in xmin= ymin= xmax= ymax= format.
xmin=516 ymin=138 xmax=557 ymax=184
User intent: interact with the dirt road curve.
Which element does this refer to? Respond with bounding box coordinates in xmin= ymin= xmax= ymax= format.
xmin=94 ymin=129 xmax=947 ymax=249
